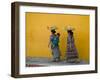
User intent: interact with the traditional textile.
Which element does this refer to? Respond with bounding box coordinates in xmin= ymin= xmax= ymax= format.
xmin=50 ymin=35 xmax=60 ymax=61
xmin=66 ymin=34 xmax=79 ymax=62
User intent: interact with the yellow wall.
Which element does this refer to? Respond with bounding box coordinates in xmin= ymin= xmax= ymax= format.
xmin=26 ymin=12 xmax=90 ymax=63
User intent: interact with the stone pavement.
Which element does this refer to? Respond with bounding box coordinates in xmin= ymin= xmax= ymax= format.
xmin=26 ymin=57 xmax=88 ymax=67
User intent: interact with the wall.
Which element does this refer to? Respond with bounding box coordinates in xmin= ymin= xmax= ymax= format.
xmin=0 ymin=0 xmax=100 ymax=80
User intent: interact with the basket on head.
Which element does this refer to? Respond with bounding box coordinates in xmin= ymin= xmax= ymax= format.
xmin=47 ymin=25 xmax=58 ymax=31
xmin=65 ymin=26 xmax=75 ymax=31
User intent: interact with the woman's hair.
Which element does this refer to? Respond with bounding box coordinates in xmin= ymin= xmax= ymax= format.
xmin=51 ymin=30 xmax=56 ymax=34
xmin=57 ymin=33 xmax=60 ymax=36
xmin=67 ymin=30 xmax=73 ymax=38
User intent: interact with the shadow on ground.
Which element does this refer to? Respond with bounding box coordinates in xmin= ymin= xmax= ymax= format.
xmin=26 ymin=57 xmax=88 ymax=67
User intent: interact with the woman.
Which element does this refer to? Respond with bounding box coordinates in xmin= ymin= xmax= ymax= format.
xmin=48 ymin=29 xmax=61 ymax=62
xmin=66 ymin=27 xmax=79 ymax=63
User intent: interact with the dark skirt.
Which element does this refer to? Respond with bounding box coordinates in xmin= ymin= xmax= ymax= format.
xmin=66 ymin=36 xmax=79 ymax=63
xmin=51 ymin=46 xmax=60 ymax=61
